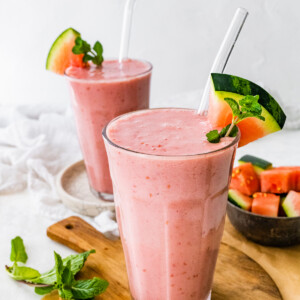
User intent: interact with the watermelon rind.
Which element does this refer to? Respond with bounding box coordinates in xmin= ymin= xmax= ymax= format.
xmin=211 ymin=73 xmax=286 ymax=129
xmin=46 ymin=28 xmax=81 ymax=71
xmin=238 ymin=155 xmax=272 ymax=169
xmin=238 ymin=154 xmax=273 ymax=175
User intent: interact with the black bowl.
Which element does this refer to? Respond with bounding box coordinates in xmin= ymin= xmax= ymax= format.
xmin=227 ymin=201 xmax=300 ymax=247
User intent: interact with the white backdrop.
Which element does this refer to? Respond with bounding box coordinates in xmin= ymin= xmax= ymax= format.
xmin=0 ymin=0 xmax=299 ymax=109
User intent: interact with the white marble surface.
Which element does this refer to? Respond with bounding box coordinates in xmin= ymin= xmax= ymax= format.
xmin=0 ymin=127 xmax=299 ymax=299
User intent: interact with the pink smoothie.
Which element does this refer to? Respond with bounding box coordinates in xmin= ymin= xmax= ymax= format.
xmin=65 ymin=59 xmax=152 ymax=196
xmin=104 ymin=109 xmax=239 ymax=300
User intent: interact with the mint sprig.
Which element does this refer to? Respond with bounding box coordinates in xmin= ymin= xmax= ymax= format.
xmin=5 ymin=237 xmax=108 ymax=300
xmin=72 ymin=37 xmax=104 ymax=66
xmin=206 ymin=95 xmax=265 ymax=143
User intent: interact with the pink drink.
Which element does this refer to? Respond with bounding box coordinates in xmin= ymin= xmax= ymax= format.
xmin=65 ymin=59 xmax=152 ymax=198
xmin=103 ymin=109 xmax=239 ymax=300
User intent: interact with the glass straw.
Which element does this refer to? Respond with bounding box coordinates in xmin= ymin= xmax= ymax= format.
xmin=119 ymin=0 xmax=137 ymax=64
xmin=197 ymin=8 xmax=248 ymax=115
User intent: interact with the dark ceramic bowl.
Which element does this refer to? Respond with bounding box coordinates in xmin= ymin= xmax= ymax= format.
xmin=227 ymin=201 xmax=300 ymax=247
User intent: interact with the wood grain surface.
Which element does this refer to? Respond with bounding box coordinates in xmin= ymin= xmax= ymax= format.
xmin=47 ymin=216 xmax=281 ymax=300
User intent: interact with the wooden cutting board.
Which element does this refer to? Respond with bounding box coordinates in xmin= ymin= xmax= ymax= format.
xmin=47 ymin=216 xmax=281 ymax=300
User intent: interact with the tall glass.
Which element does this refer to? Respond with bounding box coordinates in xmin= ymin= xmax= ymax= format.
xmin=103 ymin=109 xmax=239 ymax=300
xmin=65 ymin=59 xmax=152 ymax=200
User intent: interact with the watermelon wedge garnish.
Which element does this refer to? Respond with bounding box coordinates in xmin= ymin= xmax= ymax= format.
xmin=46 ymin=28 xmax=85 ymax=74
xmin=208 ymin=73 xmax=286 ymax=147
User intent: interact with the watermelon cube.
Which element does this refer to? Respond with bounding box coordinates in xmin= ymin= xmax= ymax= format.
xmin=277 ymin=167 xmax=300 ymax=192
xmin=230 ymin=163 xmax=260 ymax=196
xmin=282 ymin=191 xmax=300 ymax=217
xmin=260 ymin=168 xmax=293 ymax=194
xmin=252 ymin=193 xmax=280 ymax=217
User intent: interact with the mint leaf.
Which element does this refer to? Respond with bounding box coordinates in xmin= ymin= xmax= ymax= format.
xmin=83 ymin=54 xmax=93 ymax=63
xmin=59 ymin=288 xmax=74 ymax=299
xmin=224 ymin=98 xmax=241 ymax=117
xmin=10 ymin=236 xmax=28 ymax=263
xmin=73 ymin=37 xmax=91 ymax=54
xmin=55 ymin=254 xmax=75 ymax=299
xmin=93 ymin=41 xmax=103 ymax=58
xmin=35 ymin=286 xmax=55 ymax=295
xmin=239 ymin=95 xmax=261 ymax=114
xmin=54 ymin=252 xmax=63 ymax=286
xmin=6 ymin=264 xmax=40 ymax=281
xmin=206 ymin=130 xmax=220 ymax=143
xmin=62 ymin=261 xmax=74 ymax=287
xmin=72 ymin=278 xmax=109 ymax=299
xmin=92 ymin=55 xmax=103 ymax=66
xmin=32 ymin=250 xmax=95 ymax=285
xmin=72 ymin=37 xmax=104 ymax=66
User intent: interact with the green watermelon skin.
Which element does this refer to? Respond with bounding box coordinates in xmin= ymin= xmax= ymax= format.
xmin=238 ymin=155 xmax=273 ymax=175
xmin=211 ymin=73 xmax=286 ymax=129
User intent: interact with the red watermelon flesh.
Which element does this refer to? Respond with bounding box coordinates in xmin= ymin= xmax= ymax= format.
xmin=276 ymin=167 xmax=300 ymax=192
xmin=230 ymin=163 xmax=260 ymax=196
xmin=252 ymin=192 xmax=280 ymax=217
xmin=260 ymin=168 xmax=294 ymax=194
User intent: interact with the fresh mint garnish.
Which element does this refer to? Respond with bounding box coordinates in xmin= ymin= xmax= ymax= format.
xmin=207 ymin=95 xmax=265 ymax=143
xmin=5 ymin=237 xmax=108 ymax=300
xmin=72 ymin=37 xmax=104 ymax=66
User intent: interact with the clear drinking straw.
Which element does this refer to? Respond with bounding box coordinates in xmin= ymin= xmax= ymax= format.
xmin=119 ymin=0 xmax=137 ymax=63
xmin=197 ymin=8 xmax=248 ymax=115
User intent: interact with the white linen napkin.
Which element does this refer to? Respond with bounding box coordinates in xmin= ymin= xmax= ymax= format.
xmin=0 ymin=104 xmax=118 ymax=236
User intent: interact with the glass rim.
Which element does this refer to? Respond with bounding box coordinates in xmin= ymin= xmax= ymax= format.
xmin=102 ymin=108 xmax=240 ymax=158
xmin=64 ymin=58 xmax=153 ymax=83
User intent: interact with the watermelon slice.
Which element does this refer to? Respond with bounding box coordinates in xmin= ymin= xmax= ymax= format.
xmin=46 ymin=28 xmax=85 ymax=74
xmin=228 ymin=189 xmax=253 ymax=211
xmin=230 ymin=163 xmax=260 ymax=196
xmin=208 ymin=73 xmax=286 ymax=147
xmin=282 ymin=191 xmax=300 ymax=217
xmin=260 ymin=168 xmax=294 ymax=194
xmin=252 ymin=192 xmax=280 ymax=217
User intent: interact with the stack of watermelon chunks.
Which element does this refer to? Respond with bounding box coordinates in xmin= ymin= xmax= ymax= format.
xmin=228 ymin=155 xmax=300 ymax=217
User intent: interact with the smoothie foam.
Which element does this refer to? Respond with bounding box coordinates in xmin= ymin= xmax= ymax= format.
xmin=104 ymin=109 xmax=239 ymax=300
xmin=66 ymin=59 xmax=152 ymax=195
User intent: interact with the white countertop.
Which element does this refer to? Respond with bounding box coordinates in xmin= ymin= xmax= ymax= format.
xmin=0 ymin=128 xmax=298 ymax=299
